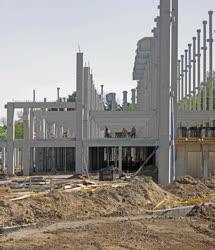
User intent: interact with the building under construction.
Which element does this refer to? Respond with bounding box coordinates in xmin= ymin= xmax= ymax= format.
xmin=0 ymin=0 xmax=215 ymax=184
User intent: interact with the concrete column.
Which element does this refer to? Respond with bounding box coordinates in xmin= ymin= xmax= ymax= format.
xmin=158 ymin=0 xmax=171 ymax=184
xmin=202 ymin=20 xmax=207 ymax=111
xmin=192 ymin=37 xmax=197 ymax=110
xmin=131 ymin=88 xmax=136 ymax=106
xmin=188 ymin=43 xmax=192 ymax=110
xmin=208 ymin=11 xmax=213 ymax=79
xmin=122 ymin=91 xmax=128 ymax=111
xmin=197 ymin=29 xmax=202 ymax=111
xmin=177 ymin=60 xmax=181 ymax=103
xmin=118 ymin=146 xmax=122 ymax=174
xmin=23 ymin=107 xmax=30 ymax=175
xmin=75 ymin=52 xmax=84 ymax=174
xmin=180 ymin=55 xmax=184 ymax=101
xmin=184 ymin=49 xmax=188 ymax=100
xmin=6 ymin=103 xmax=15 ymax=175
xmin=208 ymin=11 xmax=214 ymax=110
xmin=83 ymin=66 xmax=90 ymax=139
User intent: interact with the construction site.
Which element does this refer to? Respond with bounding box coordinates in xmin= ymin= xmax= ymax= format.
xmin=0 ymin=0 xmax=215 ymax=249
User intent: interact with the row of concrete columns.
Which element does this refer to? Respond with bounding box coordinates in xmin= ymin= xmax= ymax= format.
xmin=75 ymin=52 xmax=104 ymax=174
xmin=178 ymin=11 xmax=214 ymax=111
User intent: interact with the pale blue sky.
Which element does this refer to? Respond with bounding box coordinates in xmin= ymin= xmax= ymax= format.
xmin=0 ymin=0 xmax=215 ymax=117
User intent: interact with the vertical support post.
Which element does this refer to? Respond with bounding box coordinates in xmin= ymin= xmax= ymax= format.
xmin=6 ymin=103 xmax=15 ymax=175
xmin=208 ymin=11 xmax=213 ymax=110
xmin=192 ymin=37 xmax=197 ymax=110
xmin=197 ymin=29 xmax=202 ymax=111
xmin=23 ymin=107 xmax=30 ymax=175
xmin=83 ymin=66 xmax=90 ymax=139
xmin=202 ymin=20 xmax=207 ymax=111
xmin=188 ymin=43 xmax=192 ymax=110
xmin=171 ymin=0 xmax=178 ymax=182
xmin=177 ymin=60 xmax=181 ymax=103
xmin=180 ymin=55 xmax=184 ymax=103
xmin=158 ymin=0 xmax=171 ymax=184
xmin=75 ymin=52 xmax=84 ymax=174
xmin=131 ymin=88 xmax=136 ymax=106
xmin=118 ymin=146 xmax=122 ymax=174
xmin=122 ymin=91 xmax=128 ymax=111
xmin=184 ymin=49 xmax=188 ymax=104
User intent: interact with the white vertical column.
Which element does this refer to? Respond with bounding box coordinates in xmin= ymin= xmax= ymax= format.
xmin=83 ymin=66 xmax=90 ymax=139
xmin=188 ymin=43 xmax=192 ymax=110
xmin=177 ymin=60 xmax=181 ymax=103
xmin=158 ymin=0 xmax=171 ymax=184
xmin=75 ymin=52 xmax=84 ymax=174
xmin=202 ymin=20 xmax=207 ymax=111
xmin=208 ymin=11 xmax=214 ymax=110
xmin=23 ymin=107 xmax=30 ymax=175
xmin=118 ymin=146 xmax=122 ymax=174
xmin=131 ymin=88 xmax=136 ymax=106
xmin=6 ymin=103 xmax=15 ymax=175
xmin=122 ymin=91 xmax=128 ymax=111
xmin=197 ymin=29 xmax=202 ymax=111
xmin=192 ymin=37 xmax=197 ymax=111
xmin=180 ymin=55 xmax=184 ymax=109
xmin=184 ymin=49 xmax=188 ymax=103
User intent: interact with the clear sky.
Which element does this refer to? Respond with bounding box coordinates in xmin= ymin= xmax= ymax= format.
xmin=0 ymin=0 xmax=215 ymax=117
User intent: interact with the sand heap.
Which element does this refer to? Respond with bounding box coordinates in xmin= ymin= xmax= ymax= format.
xmin=187 ymin=204 xmax=215 ymax=222
xmin=0 ymin=178 xmax=175 ymax=227
xmin=165 ymin=176 xmax=214 ymax=199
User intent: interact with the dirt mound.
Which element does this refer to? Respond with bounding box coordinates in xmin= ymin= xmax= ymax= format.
xmin=165 ymin=176 xmax=213 ymax=199
xmin=0 ymin=178 xmax=175 ymax=227
xmin=203 ymin=177 xmax=215 ymax=190
xmin=187 ymin=204 xmax=215 ymax=222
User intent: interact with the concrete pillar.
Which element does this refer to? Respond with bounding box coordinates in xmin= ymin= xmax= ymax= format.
xmin=83 ymin=66 xmax=90 ymax=139
xmin=180 ymin=55 xmax=184 ymax=101
xmin=6 ymin=103 xmax=15 ymax=175
xmin=171 ymin=0 xmax=178 ymax=181
xmin=122 ymin=91 xmax=128 ymax=111
xmin=192 ymin=37 xmax=197 ymax=110
xmin=131 ymin=88 xmax=136 ymax=106
xmin=208 ymin=11 xmax=214 ymax=110
xmin=197 ymin=29 xmax=202 ymax=111
xmin=208 ymin=11 xmax=213 ymax=79
xmin=57 ymin=88 xmax=60 ymax=101
xmin=118 ymin=146 xmax=122 ymax=173
xmin=188 ymin=43 xmax=192 ymax=110
xmin=184 ymin=49 xmax=188 ymax=100
xmin=23 ymin=107 xmax=30 ymax=175
xmin=202 ymin=20 xmax=207 ymax=111
xmin=75 ymin=52 xmax=84 ymax=174
xmin=177 ymin=60 xmax=181 ymax=103
xmin=158 ymin=0 xmax=171 ymax=184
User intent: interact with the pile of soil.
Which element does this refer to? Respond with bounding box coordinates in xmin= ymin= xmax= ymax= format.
xmin=165 ymin=176 xmax=213 ymax=199
xmin=187 ymin=204 xmax=215 ymax=222
xmin=203 ymin=177 xmax=215 ymax=190
xmin=0 ymin=178 xmax=175 ymax=227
